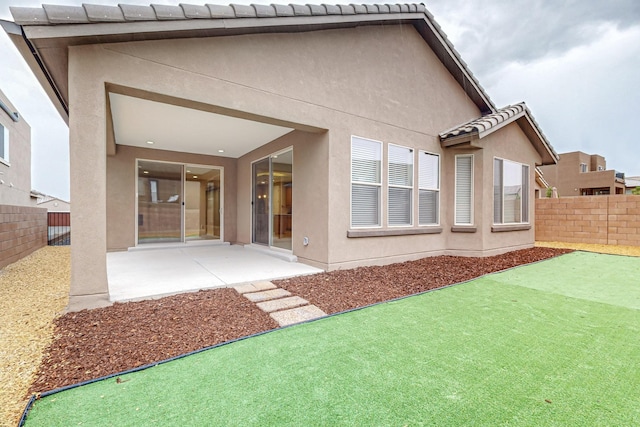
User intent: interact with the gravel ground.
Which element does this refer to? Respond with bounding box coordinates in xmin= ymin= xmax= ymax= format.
xmin=0 ymin=247 xmax=70 ymax=427
xmin=536 ymin=241 xmax=640 ymax=257
xmin=27 ymin=246 xmax=571 ymax=399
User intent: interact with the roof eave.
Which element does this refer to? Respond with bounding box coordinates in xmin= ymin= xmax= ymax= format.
xmin=516 ymin=113 xmax=558 ymax=166
xmin=0 ymin=19 xmax=69 ymax=124
xmin=3 ymin=8 xmax=495 ymax=123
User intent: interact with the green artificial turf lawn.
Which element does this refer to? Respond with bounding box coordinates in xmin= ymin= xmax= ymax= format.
xmin=25 ymin=252 xmax=640 ymax=426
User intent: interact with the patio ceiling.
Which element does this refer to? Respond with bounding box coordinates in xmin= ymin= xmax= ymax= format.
xmin=108 ymin=93 xmax=294 ymax=158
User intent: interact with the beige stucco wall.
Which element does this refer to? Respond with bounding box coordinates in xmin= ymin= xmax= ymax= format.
xmin=66 ymin=24 xmax=544 ymax=309
xmin=0 ymin=89 xmax=33 ymax=207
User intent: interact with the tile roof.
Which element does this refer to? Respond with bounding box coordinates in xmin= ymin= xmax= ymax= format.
xmin=440 ymin=103 xmax=528 ymax=140
xmin=2 ymin=2 xmax=495 ymax=120
xmin=440 ymin=102 xmax=559 ymax=165
xmin=9 ymin=3 xmax=427 ymax=25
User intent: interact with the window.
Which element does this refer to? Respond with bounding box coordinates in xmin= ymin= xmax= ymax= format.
xmin=597 ymin=165 xmax=604 ymax=171
xmin=455 ymin=155 xmax=473 ymax=225
xmin=419 ymin=151 xmax=439 ymax=225
xmin=351 ymin=136 xmax=382 ymax=227
xmin=494 ymin=158 xmax=529 ymax=224
xmin=0 ymin=123 xmax=8 ymax=163
xmin=580 ymin=163 xmax=588 ymax=173
xmin=388 ymin=144 xmax=413 ymax=226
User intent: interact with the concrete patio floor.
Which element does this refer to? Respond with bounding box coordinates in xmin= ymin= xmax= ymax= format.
xmin=107 ymin=244 xmax=322 ymax=302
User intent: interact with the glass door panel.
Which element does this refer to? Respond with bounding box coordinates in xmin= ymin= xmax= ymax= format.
xmin=252 ymin=158 xmax=270 ymax=245
xmin=185 ymin=166 xmax=221 ymax=241
xmin=271 ymin=150 xmax=292 ymax=250
xmin=137 ymin=160 xmax=183 ymax=244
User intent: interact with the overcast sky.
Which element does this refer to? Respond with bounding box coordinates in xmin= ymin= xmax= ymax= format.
xmin=1 ymin=0 xmax=639 ymax=201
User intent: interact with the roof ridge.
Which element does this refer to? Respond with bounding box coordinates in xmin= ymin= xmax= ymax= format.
xmin=10 ymin=3 xmax=428 ymax=25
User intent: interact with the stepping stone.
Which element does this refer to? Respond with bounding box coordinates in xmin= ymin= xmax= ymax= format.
xmin=256 ymin=296 xmax=309 ymax=313
xmin=269 ymin=305 xmax=327 ymax=327
xmin=233 ymin=281 xmax=276 ymax=294
xmin=243 ymin=288 xmax=291 ymax=302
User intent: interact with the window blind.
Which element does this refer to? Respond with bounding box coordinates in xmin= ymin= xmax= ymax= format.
xmin=455 ymin=155 xmax=473 ymax=224
xmin=493 ymin=158 xmax=503 ymax=224
xmin=351 ymin=137 xmax=381 ymax=227
xmin=388 ymin=145 xmax=413 ymax=226
xmin=419 ymin=152 xmax=439 ymax=225
xmin=388 ymin=145 xmax=413 ymax=187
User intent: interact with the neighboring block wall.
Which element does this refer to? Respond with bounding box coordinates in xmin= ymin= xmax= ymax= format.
xmin=0 ymin=205 xmax=47 ymax=269
xmin=536 ymin=195 xmax=640 ymax=245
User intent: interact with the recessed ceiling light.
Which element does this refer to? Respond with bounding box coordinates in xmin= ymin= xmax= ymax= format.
xmin=193 ymin=175 xmax=198 ymax=179
xmin=143 ymin=170 xmax=149 ymax=174
xmin=146 ymin=140 xmax=154 ymax=145
xmin=218 ymin=149 xmax=225 ymax=153
xmin=186 ymin=170 xmax=191 ymax=173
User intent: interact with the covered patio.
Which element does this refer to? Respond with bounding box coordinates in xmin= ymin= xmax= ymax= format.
xmin=107 ymin=244 xmax=322 ymax=302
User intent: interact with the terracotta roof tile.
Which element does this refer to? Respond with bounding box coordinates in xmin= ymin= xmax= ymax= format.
xmin=440 ymin=103 xmax=528 ymax=139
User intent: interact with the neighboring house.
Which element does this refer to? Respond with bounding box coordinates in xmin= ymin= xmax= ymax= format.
xmin=2 ymin=2 xmax=558 ymax=311
xmin=37 ymin=196 xmax=71 ymax=212
xmin=534 ymin=167 xmax=551 ymax=198
xmin=539 ymin=151 xmax=625 ymax=197
xmin=625 ymin=176 xmax=640 ymax=194
xmin=0 ymin=87 xmax=36 ymax=207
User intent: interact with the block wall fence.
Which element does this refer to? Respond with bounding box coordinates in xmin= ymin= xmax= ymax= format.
xmin=536 ymin=195 xmax=640 ymax=246
xmin=0 ymin=205 xmax=47 ymax=269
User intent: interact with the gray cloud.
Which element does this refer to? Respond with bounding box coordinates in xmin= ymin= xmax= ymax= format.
xmin=428 ymin=0 xmax=640 ymax=75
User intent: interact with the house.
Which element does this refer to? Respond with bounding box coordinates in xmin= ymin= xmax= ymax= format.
xmin=539 ymin=151 xmax=625 ymax=197
xmin=37 ymin=196 xmax=71 ymax=212
xmin=2 ymin=2 xmax=558 ymax=311
xmin=0 ymin=87 xmax=36 ymax=207
xmin=625 ymin=176 xmax=640 ymax=194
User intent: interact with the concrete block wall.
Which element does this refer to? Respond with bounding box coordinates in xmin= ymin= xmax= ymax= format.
xmin=0 ymin=204 xmax=47 ymax=269
xmin=536 ymin=195 xmax=640 ymax=246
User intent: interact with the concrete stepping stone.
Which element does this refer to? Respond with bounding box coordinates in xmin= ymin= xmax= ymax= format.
xmin=269 ymin=305 xmax=327 ymax=327
xmin=256 ymin=296 xmax=309 ymax=313
xmin=233 ymin=281 xmax=276 ymax=294
xmin=243 ymin=288 xmax=291 ymax=302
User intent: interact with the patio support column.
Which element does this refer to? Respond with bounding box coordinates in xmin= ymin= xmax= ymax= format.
xmin=66 ymin=45 xmax=110 ymax=311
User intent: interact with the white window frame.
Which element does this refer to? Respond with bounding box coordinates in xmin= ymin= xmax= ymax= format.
xmin=0 ymin=123 xmax=9 ymax=165
xmin=494 ymin=157 xmax=530 ymax=225
xmin=418 ymin=150 xmax=440 ymax=226
xmin=580 ymin=163 xmax=588 ymax=173
xmin=597 ymin=165 xmax=604 ymax=171
xmin=454 ymin=154 xmax=474 ymax=225
xmin=387 ymin=143 xmax=414 ymax=227
xmin=350 ymin=136 xmax=382 ymax=228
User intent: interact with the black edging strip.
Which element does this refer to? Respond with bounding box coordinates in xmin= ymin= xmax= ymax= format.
xmin=18 ymin=250 xmax=576 ymax=426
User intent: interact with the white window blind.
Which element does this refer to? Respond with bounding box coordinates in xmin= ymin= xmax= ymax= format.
xmin=351 ymin=137 xmax=381 ymax=227
xmin=455 ymin=155 xmax=473 ymax=225
xmin=0 ymin=124 xmax=8 ymax=162
xmin=493 ymin=158 xmax=503 ymax=223
xmin=419 ymin=151 xmax=439 ymax=225
xmin=388 ymin=145 xmax=413 ymax=226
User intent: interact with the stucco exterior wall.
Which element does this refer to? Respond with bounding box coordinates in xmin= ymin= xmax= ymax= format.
xmin=66 ymin=23 xmax=545 ymax=309
xmin=0 ymin=89 xmax=33 ymax=207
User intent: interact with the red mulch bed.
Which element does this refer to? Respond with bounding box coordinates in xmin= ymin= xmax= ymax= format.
xmin=30 ymin=247 xmax=571 ymax=394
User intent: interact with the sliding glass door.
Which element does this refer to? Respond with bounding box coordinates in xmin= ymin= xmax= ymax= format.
xmin=252 ymin=149 xmax=293 ymax=250
xmin=137 ymin=160 xmax=222 ymax=245
xmin=137 ymin=161 xmax=183 ymax=243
